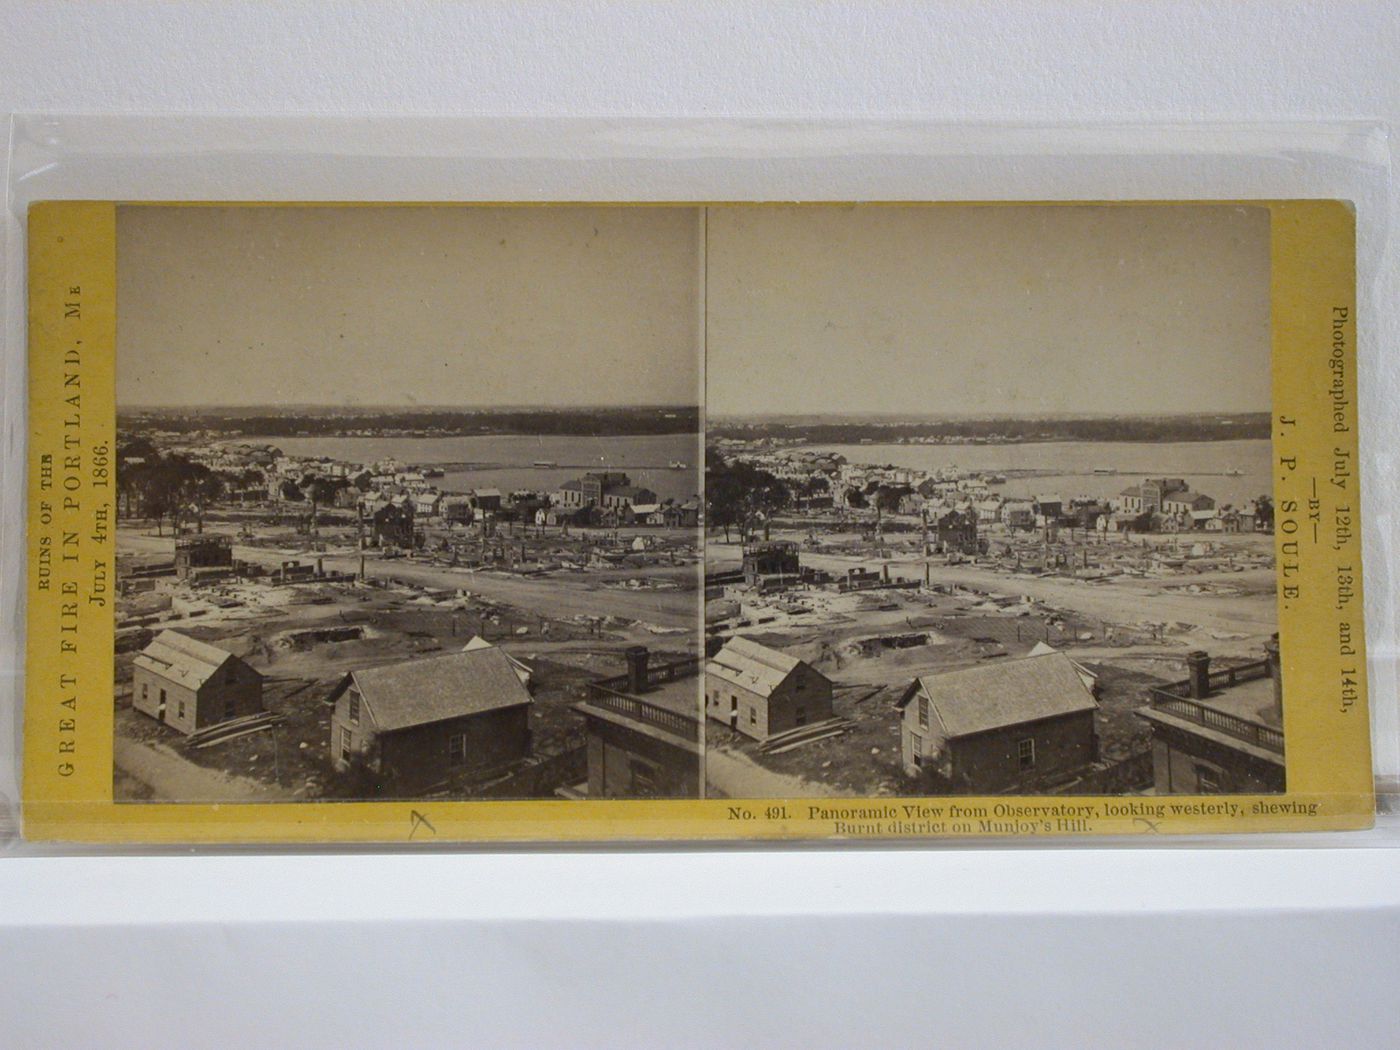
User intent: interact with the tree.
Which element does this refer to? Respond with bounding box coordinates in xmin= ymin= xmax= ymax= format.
xmin=306 ymin=477 xmax=344 ymax=533
xmin=705 ymin=456 xmax=790 ymax=543
xmin=845 ymin=486 xmax=867 ymax=509
xmin=1253 ymin=494 xmax=1274 ymax=532
xmin=874 ymin=485 xmax=911 ymax=514
xmin=187 ymin=470 xmax=225 ymax=532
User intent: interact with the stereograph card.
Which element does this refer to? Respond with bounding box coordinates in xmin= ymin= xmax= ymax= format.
xmin=19 ymin=199 xmax=1373 ymax=843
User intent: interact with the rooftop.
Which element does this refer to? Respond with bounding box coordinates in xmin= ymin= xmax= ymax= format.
xmin=346 ymin=647 xmax=532 ymax=732
xmin=575 ymin=662 xmax=702 ymax=747
xmin=134 ymin=630 xmax=237 ymax=689
xmin=1201 ymin=675 xmax=1280 ymax=727
xmin=706 ymin=637 xmax=805 ymax=698
xmin=901 ymin=651 xmax=1098 ymax=739
xmin=1139 ymin=658 xmax=1284 ymax=758
xmin=636 ymin=674 xmax=704 ymax=718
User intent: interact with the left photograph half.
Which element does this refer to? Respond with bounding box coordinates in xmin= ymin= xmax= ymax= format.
xmin=112 ymin=205 xmax=704 ymax=803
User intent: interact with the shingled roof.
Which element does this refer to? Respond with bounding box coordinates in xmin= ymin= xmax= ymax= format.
xmin=344 ymin=647 xmax=532 ymax=732
xmin=900 ymin=651 xmax=1098 ymax=739
xmin=134 ymin=630 xmax=237 ymax=689
xmin=706 ymin=637 xmax=804 ymax=698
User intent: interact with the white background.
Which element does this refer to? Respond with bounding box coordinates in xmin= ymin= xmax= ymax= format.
xmin=2 ymin=4 xmax=1399 ymax=1048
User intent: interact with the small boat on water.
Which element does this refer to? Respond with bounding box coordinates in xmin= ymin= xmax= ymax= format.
xmin=1092 ymin=467 xmax=1114 ymax=475
xmin=669 ymin=460 xmax=688 ymax=469
xmin=533 ymin=460 xmax=559 ymax=468
xmin=1226 ymin=468 xmax=1244 ymax=476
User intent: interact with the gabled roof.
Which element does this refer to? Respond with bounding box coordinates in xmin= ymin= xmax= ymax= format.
xmin=1164 ymin=490 xmax=1211 ymax=505
xmin=134 ymin=630 xmax=236 ymax=689
xmin=1027 ymin=641 xmax=1098 ymax=689
xmin=345 ymin=647 xmax=532 ymax=732
xmin=900 ymin=651 xmax=1097 ymax=738
xmin=706 ymin=637 xmax=811 ymax=698
xmin=462 ymin=635 xmax=533 ymax=686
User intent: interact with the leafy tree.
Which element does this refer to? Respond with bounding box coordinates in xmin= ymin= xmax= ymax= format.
xmin=874 ymin=484 xmax=912 ymax=513
xmin=305 ymin=477 xmax=344 ymax=533
xmin=705 ymin=456 xmax=790 ymax=543
xmin=1254 ymin=495 xmax=1274 ymax=531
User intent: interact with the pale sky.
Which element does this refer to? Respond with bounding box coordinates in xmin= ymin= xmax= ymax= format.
xmin=705 ymin=204 xmax=1272 ymax=417
xmin=117 ymin=205 xmax=701 ymax=407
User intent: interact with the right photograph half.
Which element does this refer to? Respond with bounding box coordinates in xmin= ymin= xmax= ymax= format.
xmin=702 ymin=203 xmax=1282 ymax=800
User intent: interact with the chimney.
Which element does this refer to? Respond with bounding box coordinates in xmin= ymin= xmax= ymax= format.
xmin=1265 ymin=633 xmax=1282 ymax=718
xmin=1186 ymin=650 xmax=1211 ymax=699
xmin=625 ymin=646 xmax=649 ymax=695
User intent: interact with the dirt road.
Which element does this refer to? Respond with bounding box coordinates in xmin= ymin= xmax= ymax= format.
xmin=705 ymin=748 xmax=837 ymax=798
xmin=120 ymin=530 xmax=699 ymax=629
xmin=715 ymin=541 xmax=1276 ymax=639
xmin=114 ymin=737 xmax=297 ymax=803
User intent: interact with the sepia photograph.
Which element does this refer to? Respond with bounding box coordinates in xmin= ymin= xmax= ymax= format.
xmin=702 ymin=204 xmax=1283 ymax=801
xmin=112 ymin=205 xmax=704 ymax=803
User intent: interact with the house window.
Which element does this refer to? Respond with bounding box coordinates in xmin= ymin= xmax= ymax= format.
xmin=448 ymin=733 xmax=467 ymax=765
xmin=795 ymin=706 xmax=807 ymax=726
xmin=177 ymin=700 xmax=186 ymax=720
xmin=348 ymin=692 xmax=360 ymax=725
xmin=224 ymin=695 xmax=237 ymax=720
xmin=918 ymin=697 xmax=930 ymax=730
xmin=749 ymin=709 xmax=757 ymax=724
xmin=1195 ymin=764 xmax=1223 ymax=794
xmin=226 ymin=667 xmax=237 ymax=685
xmin=1017 ymin=738 xmax=1036 ymax=771
xmin=910 ymin=733 xmax=923 ymax=768
xmin=339 ymin=726 xmax=352 ymax=762
xmin=629 ymin=759 xmax=659 ymax=797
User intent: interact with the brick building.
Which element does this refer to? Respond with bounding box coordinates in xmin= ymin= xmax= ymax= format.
xmin=369 ymin=499 xmax=415 ymax=548
xmin=1137 ymin=638 xmax=1285 ymax=794
xmin=741 ymin=541 xmax=801 ymax=589
xmin=570 ymin=647 xmax=702 ymax=798
xmin=930 ymin=509 xmax=979 ymax=555
xmin=173 ymin=534 xmax=234 ymax=581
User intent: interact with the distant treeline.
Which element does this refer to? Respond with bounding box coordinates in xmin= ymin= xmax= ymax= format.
xmin=710 ymin=414 xmax=1271 ymax=444
xmin=120 ymin=406 xmax=701 ymax=437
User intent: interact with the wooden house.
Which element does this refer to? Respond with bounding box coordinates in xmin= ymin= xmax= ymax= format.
xmin=705 ymin=636 xmax=833 ymax=742
xmin=327 ymin=646 xmax=533 ymax=793
xmin=132 ymin=630 xmax=263 ymax=734
xmin=897 ymin=651 xmax=1099 ymax=792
